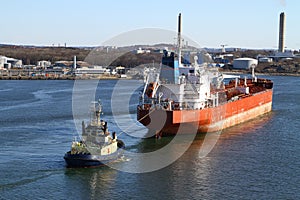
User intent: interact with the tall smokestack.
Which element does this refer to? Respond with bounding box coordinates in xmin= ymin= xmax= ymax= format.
xmin=278 ymin=12 xmax=285 ymax=53
xmin=177 ymin=13 xmax=182 ymax=66
xmin=178 ymin=13 xmax=181 ymax=33
xmin=73 ymin=55 xmax=77 ymax=69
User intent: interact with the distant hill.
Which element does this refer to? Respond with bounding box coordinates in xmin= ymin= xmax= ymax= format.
xmin=0 ymin=44 xmax=163 ymax=67
xmin=0 ymin=45 xmax=90 ymax=65
xmin=0 ymin=43 xmax=196 ymax=68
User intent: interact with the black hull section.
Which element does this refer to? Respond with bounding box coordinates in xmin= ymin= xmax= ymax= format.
xmin=64 ymin=150 xmax=124 ymax=168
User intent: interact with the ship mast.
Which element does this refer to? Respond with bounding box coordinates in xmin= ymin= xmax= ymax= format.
xmin=177 ymin=13 xmax=182 ymax=67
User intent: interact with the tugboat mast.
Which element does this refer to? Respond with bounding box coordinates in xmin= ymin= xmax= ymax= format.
xmin=95 ymin=100 xmax=102 ymax=126
xmin=90 ymin=100 xmax=102 ymax=126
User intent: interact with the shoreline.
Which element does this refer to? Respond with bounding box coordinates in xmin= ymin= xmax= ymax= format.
xmin=0 ymin=71 xmax=299 ymax=80
xmin=0 ymin=75 xmax=129 ymax=80
xmin=221 ymin=70 xmax=300 ymax=77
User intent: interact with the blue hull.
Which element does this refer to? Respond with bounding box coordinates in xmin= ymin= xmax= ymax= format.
xmin=64 ymin=150 xmax=123 ymax=168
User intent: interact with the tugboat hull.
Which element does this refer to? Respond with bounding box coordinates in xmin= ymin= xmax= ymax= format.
xmin=64 ymin=150 xmax=124 ymax=168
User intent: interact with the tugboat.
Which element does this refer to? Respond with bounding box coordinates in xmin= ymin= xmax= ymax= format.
xmin=64 ymin=100 xmax=125 ymax=168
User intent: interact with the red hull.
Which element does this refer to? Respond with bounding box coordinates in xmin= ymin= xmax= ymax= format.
xmin=137 ymin=89 xmax=273 ymax=136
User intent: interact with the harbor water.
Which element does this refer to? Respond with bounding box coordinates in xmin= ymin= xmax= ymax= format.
xmin=0 ymin=76 xmax=299 ymax=199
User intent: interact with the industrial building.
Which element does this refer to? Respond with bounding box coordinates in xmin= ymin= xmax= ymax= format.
xmin=37 ymin=60 xmax=51 ymax=69
xmin=0 ymin=56 xmax=22 ymax=69
xmin=233 ymin=58 xmax=258 ymax=69
xmin=75 ymin=66 xmax=110 ymax=76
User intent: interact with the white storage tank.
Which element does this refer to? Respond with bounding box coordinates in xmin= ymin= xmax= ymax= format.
xmin=233 ymin=58 xmax=258 ymax=69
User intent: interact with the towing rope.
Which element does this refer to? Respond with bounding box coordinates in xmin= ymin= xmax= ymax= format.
xmin=117 ymin=108 xmax=156 ymax=137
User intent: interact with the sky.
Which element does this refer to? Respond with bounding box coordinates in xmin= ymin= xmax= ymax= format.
xmin=1 ymin=0 xmax=299 ymax=49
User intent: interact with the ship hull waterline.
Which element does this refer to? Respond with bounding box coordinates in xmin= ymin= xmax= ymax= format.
xmin=137 ymin=90 xmax=273 ymax=136
xmin=64 ymin=150 xmax=124 ymax=168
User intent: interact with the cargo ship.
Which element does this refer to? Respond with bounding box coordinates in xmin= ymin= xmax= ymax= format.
xmin=137 ymin=14 xmax=273 ymax=137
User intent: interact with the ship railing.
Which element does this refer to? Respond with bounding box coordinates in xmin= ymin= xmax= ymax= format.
xmin=140 ymin=99 xmax=201 ymax=111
